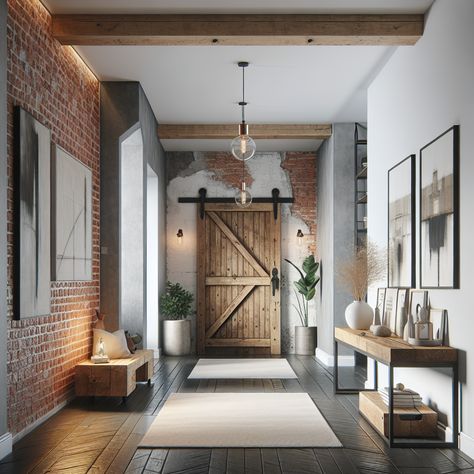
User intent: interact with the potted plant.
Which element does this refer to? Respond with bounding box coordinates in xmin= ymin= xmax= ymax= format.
xmin=160 ymin=281 xmax=193 ymax=356
xmin=285 ymin=255 xmax=320 ymax=355
xmin=337 ymin=242 xmax=385 ymax=330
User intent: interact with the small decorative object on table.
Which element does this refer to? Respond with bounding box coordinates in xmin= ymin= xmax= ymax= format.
xmin=337 ymin=242 xmax=385 ymax=330
xmin=91 ymin=337 xmax=110 ymax=364
xmin=372 ymin=325 xmax=391 ymax=337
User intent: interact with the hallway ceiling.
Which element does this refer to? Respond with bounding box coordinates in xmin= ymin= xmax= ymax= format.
xmin=42 ymin=0 xmax=433 ymax=151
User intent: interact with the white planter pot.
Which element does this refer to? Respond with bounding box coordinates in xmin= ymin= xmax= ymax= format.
xmin=295 ymin=326 xmax=317 ymax=355
xmin=345 ymin=301 xmax=373 ymax=330
xmin=163 ymin=319 xmax=191 ymax=356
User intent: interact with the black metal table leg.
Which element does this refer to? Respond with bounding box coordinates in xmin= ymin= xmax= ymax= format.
xmin=388 ymin=365 xmax=394 ymax=448
xmin=334 ymin=338 xmax=379 ymax=394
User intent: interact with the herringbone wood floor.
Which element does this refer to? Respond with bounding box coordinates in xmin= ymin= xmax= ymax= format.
xmin=0 ymin=356 xmax=473 ymax=473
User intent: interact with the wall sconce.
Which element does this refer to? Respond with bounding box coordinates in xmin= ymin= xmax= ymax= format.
xmin=176 ymin=228 xmax=184 ymax=244
xmin=296 ymin=229 xmax=304 ymax=246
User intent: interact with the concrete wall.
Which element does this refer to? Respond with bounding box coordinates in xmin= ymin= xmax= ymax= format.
xmin=100 ymin=82 xmax=139 ymax=331
xmin=0 ymin=0 xmax=11 ymax=457
xmin=315 ymin=124 xmax=356 ymax=365
xmin=166 ymin=151 xmax=317 ymax=354
xmin=101 ymin=82 xmax=167 ymax=352
xmin=367 ymin=0 xmax=474 ymax=456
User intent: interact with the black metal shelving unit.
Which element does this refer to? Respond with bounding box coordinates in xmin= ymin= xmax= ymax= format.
xmin=354 ymin=123 xmax=368 ymax=247
xmin=354 ymin=123 xmax=368 ymax=368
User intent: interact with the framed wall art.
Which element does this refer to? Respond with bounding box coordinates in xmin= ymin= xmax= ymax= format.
xmin=383 ymin=288 xmax=399 ymax=333
xmin=52 ymin=145 xmax=92 ymax=281
xmin=409 ymin=289 xmax=428 ymax=321
xmin=388 ymin=155 xmax=416 ymax=288
xmin=420 ymin=126 xmax=459 ymax=288
xmin=14 ymin=107 xmax=51 ymax=319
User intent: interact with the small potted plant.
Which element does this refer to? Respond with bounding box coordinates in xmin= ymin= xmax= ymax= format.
xmin=160 ymin=281 xmax=193 ymax=356
xmin=285 ymin=255 xmax=320 ymax=355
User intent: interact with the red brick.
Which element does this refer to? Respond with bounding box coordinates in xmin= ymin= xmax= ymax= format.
xmin=6 ymin=0 xmax=100 ymax=435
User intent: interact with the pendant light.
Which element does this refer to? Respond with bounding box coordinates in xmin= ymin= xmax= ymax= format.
xmin=230 ymin=61 xmax=256 ymax=161
xmin=235 ymin=156 xmax=252 ymax=208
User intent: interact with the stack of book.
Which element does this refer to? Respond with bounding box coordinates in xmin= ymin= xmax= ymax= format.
xmin=378 ymin=387 xmax=422 ymax=407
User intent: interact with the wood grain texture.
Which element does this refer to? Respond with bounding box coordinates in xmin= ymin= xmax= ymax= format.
xmin=159 ymin=123 xmax=332 ymax=139
xmin=198 ymin=204 xmax=281 ymax=354
xmin=335 ymin=327 xmax=458 ymax=365
xmin=75 ymin=349 xmax=154 ymax=397
xmin=51 ymin=14 xmax=424 ymax=46
xmin=1 ymin=356 xmax=473 ymax=473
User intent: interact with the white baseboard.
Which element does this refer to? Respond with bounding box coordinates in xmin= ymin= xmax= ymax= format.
xmin=460 ymin=431 xmax=474 ymax=459
xmin=0 ymin=432 xmax=12 ymax=460
xmin=154 ymin=348 xmax=161 ymax=358
xmin=316 ymin=348 xmax=354 ymax=367
xmin=12 ymin=399 xmax=68 ymax=444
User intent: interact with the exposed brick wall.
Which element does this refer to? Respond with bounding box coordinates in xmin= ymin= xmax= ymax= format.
xmin=281 ymin=152 xmax=317 ymax=254
xmin=6 ymin=0 xmax=100 ymax=435
xmin=205 ymin=152 xmax=254 ymax=189
xmin=200 ymin=151 xmax=317 ymax=254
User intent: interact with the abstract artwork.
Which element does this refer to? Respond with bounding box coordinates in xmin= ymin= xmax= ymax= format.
xmin=383 ymin=288 xmax=398 ymax=333
xmin=14 ymin=107 xmax=51 ymax=319
xmin=420 ymin=126 xmax=459 ymax=288
xmin=388 ymin=155 xmax=416 ymax=287
xmin=429 ymin=308 xmax=446 ymax=344
xmin=52 ymin=145 xmax=92 ymax=281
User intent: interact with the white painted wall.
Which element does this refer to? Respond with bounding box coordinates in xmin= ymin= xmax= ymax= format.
xmin=146 ymin=166 xmax=159 ymax=355
xmin=167 ymin=152 xmax=315 ymax=353
xmin=368 ymin=0 xmax=474 ymax=455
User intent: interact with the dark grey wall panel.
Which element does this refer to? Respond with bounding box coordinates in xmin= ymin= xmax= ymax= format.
xmin=100 ymin=82 xmax=139 ymax=331
xmin=0 ymin=0 xmax=9 ymax=438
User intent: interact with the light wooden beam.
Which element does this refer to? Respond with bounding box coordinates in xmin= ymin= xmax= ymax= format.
xmin=158 ymin=124 xmax=332 ymax=140
xmin=51 ymin=14 xmax=424 ymax=46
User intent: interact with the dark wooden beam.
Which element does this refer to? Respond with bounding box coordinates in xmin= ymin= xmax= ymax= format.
xmin=51 ymin=14 xmax=424 ymax=46
xmin=158 ymin=124 xmax=332 ymax=140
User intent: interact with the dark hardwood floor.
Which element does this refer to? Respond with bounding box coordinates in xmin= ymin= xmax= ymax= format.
xmin=0 ymin=356 xmax=473 ymax=473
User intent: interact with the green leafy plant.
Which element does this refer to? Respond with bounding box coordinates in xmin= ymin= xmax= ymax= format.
xmin=159 ymin=282 xmax=193 ymax=320
xmin=285 ymin=255 xmax=320 ymax=327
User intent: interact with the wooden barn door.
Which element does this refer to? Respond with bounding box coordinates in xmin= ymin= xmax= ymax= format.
xmin=197 ymin=203 xmax=281 ymax=355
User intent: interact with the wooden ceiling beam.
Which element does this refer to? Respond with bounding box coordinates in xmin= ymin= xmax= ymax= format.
xmin=157 ymin=124 xmax=332 ymax=140
xmin=51 ymin=14 xmax=424 ymax=46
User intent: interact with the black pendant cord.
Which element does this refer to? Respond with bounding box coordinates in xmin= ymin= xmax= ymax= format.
xmin=241 ymin=65 xmax=246 ymax=123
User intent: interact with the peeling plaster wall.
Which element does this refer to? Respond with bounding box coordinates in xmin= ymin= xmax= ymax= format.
xmin=166 ymin=151 xmax=317 ymax=354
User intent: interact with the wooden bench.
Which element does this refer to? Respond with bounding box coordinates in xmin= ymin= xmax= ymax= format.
xmin=75 ymin=349 xmax=154 ymax=400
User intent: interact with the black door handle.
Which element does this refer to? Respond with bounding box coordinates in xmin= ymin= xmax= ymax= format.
xmin=271 ymin=268 xmax=280 ymax=296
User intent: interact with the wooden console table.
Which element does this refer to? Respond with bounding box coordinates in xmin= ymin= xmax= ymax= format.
xmin=334 ymin=327 xmax=458 ymax=448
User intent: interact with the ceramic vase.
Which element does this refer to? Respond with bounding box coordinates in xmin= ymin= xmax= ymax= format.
xmin=295 ymin=326 xmax=317 ymax=355
xmin=345 ymin=301 xmax=374 ymax=330
xmin=403 ymin=313 xmax=415 ymax=341
xmin=163 ymin=319 xmax=192 ymax=356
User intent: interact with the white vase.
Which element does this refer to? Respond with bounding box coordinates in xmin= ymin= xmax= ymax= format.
xmin=345 ymin=301 xmax=374 ymax=330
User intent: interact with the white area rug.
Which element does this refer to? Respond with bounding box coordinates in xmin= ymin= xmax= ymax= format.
xmin=188 ymin=358 xmax=297 ymax=379
xmin=139 ymin=393 xmax=342 ymax=448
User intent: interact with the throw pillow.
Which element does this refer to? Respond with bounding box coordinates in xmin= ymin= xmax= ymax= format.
xmin=92 ymin=328 xmax=131 ymax=359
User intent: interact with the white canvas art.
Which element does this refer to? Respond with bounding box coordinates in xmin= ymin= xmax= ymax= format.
xmin=16 ymin=108 xmax=51 ymax=318
xmin=52 ymin=146 xmax=92 ymax=281
xmin=388 ymin=156 xmax=415 ymax=287
xmin=420 ymin=126 xmax=458 ymax=288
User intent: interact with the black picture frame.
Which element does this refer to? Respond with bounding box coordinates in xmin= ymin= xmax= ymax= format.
xmin=387 ymin=154 xmax=416 ymax=288
xmin=419 ymin=125 xmax=459 ymax=289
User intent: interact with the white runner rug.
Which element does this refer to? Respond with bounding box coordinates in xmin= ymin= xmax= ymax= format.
xmin=188 ymin=358 xmax=297 ymax=379
xmin=139 ymin=392 xmax=341 ymax=448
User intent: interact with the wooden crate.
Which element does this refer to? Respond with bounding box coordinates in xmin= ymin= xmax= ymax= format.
xmin=75 ymin=349 xmax=154 ymax=398
xmin=359 ymin=391 xmax=438 ymax=438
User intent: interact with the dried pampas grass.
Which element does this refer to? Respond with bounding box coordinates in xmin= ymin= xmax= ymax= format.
xmin=337 ymin=241 xmax=385 ymax=301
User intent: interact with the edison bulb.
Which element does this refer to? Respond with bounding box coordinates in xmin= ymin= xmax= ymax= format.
xmin=235 ymin=182 xmax=252 ymax=208
xmin=231 ymin=134 xmax=256 ymax=161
